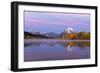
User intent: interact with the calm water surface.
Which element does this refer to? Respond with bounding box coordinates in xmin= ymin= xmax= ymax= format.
xmin=24 ymin=39 xmax=90 ymax=62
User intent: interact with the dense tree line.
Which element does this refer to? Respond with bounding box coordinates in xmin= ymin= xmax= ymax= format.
xmin=62 ymin=32 xmax=90 ymax=40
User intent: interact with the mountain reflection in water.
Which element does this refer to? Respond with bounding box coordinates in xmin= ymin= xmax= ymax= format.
xmin=24 ymin=40 xmax=90 ymax=62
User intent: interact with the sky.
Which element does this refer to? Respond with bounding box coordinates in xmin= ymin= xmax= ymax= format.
xmin=24 ymin=11 xmax=90 ymax=34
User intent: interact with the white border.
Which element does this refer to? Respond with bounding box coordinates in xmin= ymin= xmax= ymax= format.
xmin=18 ymin=5 xmax=95 ymax=68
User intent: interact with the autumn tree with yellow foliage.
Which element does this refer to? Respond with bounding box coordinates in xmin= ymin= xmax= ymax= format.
xmin=61 ymin=32 xmax=90 ymax=40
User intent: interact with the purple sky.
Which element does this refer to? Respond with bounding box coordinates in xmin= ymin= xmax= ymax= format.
xmin=24 ymin=11 xmax=90 ymax=33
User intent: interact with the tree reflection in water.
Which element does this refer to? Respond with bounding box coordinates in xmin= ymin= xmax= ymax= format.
xmin=24 ymin=40 xmax=90 ymax=52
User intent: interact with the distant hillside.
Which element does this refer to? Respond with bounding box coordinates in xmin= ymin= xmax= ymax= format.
xmin=24 ymin=31 xmax=53 ymax=39
xmin=44 ymin=32 xmax=59 ymax=38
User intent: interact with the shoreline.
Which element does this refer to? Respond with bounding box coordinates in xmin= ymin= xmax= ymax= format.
xmin=24 ymin=39 xmax=90 ymax=42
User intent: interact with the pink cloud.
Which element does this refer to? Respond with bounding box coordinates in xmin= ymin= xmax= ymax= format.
xmin=25 ymin=12 xmax=89 ymax=27
xmin=25 ymin=17 xmax=81 ymax=27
